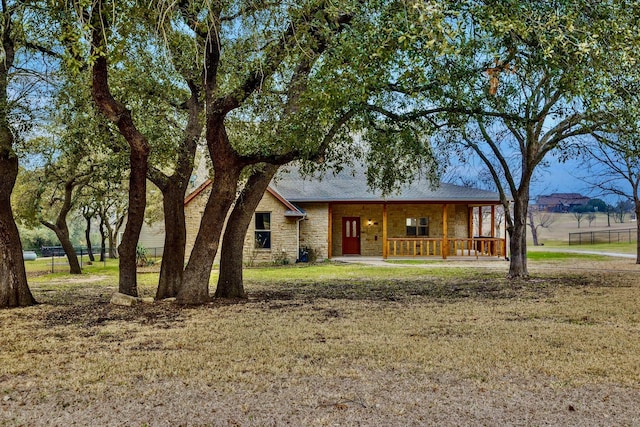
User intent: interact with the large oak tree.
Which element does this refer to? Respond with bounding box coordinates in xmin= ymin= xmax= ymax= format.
xmin=367 ymin=0 xmax=635 ymax=278
xmin=0 ymin=0 xmax=49 ymax=307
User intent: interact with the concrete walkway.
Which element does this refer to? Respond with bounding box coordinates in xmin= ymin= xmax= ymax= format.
xmin=551 ymin=249 xmax=636 ymax=259
xmin=332 ymin=249 xmax=637 ymax=268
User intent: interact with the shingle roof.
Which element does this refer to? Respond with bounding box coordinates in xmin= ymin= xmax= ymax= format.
xmin=536 ymin=193 xmax=589 ymax=206
xmin=271 ymin=167 xmax=501 ymax=203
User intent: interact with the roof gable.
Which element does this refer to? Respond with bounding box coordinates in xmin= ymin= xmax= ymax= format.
xmin=183 ymin=178 xmax=305 ymax=215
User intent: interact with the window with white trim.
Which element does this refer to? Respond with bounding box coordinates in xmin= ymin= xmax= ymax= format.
xmin=406 ymin=217 xmax=429 ymax=236
xmin=255 ymin=212 xmax=271 ymax=249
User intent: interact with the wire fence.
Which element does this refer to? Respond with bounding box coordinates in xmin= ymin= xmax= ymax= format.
xmin=569 ymin=228 xmax=637 ymax=245
xmin=22 ymin=246 xmax=164 ymax=274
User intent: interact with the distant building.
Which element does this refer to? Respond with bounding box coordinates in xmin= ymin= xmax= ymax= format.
xmin=536 ymin=193 xmax=590 ymax=212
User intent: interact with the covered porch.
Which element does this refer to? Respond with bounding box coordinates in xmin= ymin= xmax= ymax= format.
xmin=327 ymin=202 xmax=507 ymax=260
xmin=386 ymin=236 xmax=506 ymax=259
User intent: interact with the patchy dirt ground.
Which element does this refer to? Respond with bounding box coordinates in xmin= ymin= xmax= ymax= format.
xmin=3 ymin=372 xmax=639 ymax=426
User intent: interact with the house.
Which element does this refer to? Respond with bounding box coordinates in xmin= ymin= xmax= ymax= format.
xmin=183 ymin=167 xmax=507 ymax=263
xmin=535 ymin=193 xmax=590 ymax=212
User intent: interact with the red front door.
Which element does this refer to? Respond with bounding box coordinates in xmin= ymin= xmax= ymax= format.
xmin=342 ymin=217 xmax=361 ymax=255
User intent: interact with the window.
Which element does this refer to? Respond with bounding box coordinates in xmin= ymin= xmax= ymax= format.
xmin=406 ymin=218 xmax=417 ymax=236
xmin=418 ymin=217 xmax=429 ymax=236
xmin=406 ymin=217 xmax=429 ymax=236
xmin=255 ymin=212 xmax=271 ymax=249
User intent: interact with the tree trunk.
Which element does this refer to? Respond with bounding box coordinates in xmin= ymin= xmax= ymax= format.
xmin=84 ymin=213 xmax=95 ymax=262
xmin=42 ymin=221 xmax=82 ymax=274
xmin=101 ymin=209 xmax=117 ymax=259
xmin=178 ymin=122 xmax=247 ymax=303
xmin=0 ymin=8 xmax=35 ymax=307
xmin=635 ymin=202 xmax=640 ymax=265
xmin=99 ymin=215 xmax=106 ymax=262
xmin=117 ymin=148 xmax=148 ymax=297
xmin=155 ymin=184 xmax=188 ymax=299
xmin=91 ymin=20 xmax=150 ymax=296
xmin=178 ymin=163 xmax=242 ymax=304
xmin=508 ymin=192 xmax=529 ymax=278
xmin=216 ymin=164 xmax=280 ymax=299
xmin=527 ymin=210 xmax=539 ymax=247
xmin=0 ymin=153 xmax=36 ymax=308
xmin=151 ymin=81 xmax=202 ymax=300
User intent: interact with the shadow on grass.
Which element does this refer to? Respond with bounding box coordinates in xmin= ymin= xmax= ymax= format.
xmin=34 ymin=270 xmax=619 ymax=329
xmin=245 ymin=273 xmax=605 ymax=305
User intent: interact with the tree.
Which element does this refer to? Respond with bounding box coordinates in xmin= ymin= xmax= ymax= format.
xmin=583 ymin=94 xmax=640 ymax=261
xmin=87 ymin=2 xmax=151 ymax=297
xmin=215 ymin=164 xmax=280 ymax=299
xmin=0 ymin=1 xmax=48 ymax=307
xmin=141 ymin=25 xmax=204 ymax=300
xmin=81 ymin=205 xmax=96 ymax=262
xmin=15 ymin=133 xmax=100 ymax=274
xmin=372 ymin=1 xmax=632 ymax=278
xmin=528 ymin=208 xmax=555 ymax=246
xmin=571 ymin=205 xmax=590 ymax=229
xmin=151 ymin=1 xmax=376 ymax=304
xmin=587 ymin=198 xmax=607 ymax=213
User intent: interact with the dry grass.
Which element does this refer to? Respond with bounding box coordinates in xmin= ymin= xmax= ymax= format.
xmin=2 ymin=260 xmax=640 ymax=425
xmin=530 ymin=211 xmax=637 ymax=246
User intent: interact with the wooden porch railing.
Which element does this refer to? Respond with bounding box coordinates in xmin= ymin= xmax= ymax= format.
xmin=386 ymin=237 xmax=505 ymax=259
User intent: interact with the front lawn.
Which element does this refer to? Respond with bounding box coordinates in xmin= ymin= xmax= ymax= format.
xmin=2 ymin=258 xmax=639 ymax=425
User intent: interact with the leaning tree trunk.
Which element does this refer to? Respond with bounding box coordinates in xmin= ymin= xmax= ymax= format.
xmin=152 ymin=81 xmax=202 ymax=300
xmin=216 ymin=164 xmax=280 ymax=299
xmin=116 ymin=148 xmax=148 ymax=297
xmin=178 ymin=162 xmax=243 ymax=304
xmin=0 ymin=152 xmax=36 ymax=308
xmin=42 ymin=221 xmax=82 ymax=274
xmin=40 ymin=177 xmax=86 ymax=274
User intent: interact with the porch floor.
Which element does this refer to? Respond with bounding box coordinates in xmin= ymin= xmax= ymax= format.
xmin=332 ymin=256 xmax=509 ymax=266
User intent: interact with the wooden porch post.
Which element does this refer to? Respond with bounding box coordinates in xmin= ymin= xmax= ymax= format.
xmin=382 ymin=203 xmax=388 ymax=259
xmin=478 ymin=206 xmax=483 ymax=236
xmin=491 ymin=205 xmax=496 ymax=237
xmin=468 ymin=206 xmax=473 ymax=238
xmin=328 ymin=203 xmax=333 ymax=259
xmin=442 ymin=203 xmax=448 ymax=259
xmin=504 ymin=208 xmax=508 ymax=258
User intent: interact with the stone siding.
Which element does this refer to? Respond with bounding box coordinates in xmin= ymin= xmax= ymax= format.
xmin=184 ymin=187 xmax=209 ymax=259
xmin=296 ymin=203 xmax=330 ymax=260
xmin=184 ymin=183 xmax=480 ymax=261
xmin=330 ymin=203 xmax=384 ymax=257
xmin=243 ymin=192 xmax=299 ymax=265
xmin=184 ymin=185 xmax=300 ymax=265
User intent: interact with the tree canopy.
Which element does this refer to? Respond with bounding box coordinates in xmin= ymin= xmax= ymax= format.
xmin=4 ymin=0 xmax=640 ymax=308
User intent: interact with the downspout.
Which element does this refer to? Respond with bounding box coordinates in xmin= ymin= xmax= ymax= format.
xmin=296 ymin=214 xmax=307 ymax=261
